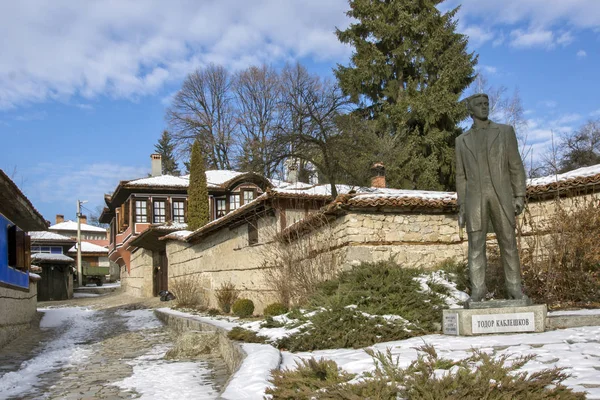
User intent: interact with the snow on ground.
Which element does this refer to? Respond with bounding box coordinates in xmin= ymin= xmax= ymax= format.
xmin=73 ymin=292 xmax=101 ymax=298
xmin=160 ymin=303 xmax=600 ymax=399
xmin=0 ymin=307 xmax=97 ymax=398
xmin=77 ymin=282 xmax=121 ymax=289
xmin=116 ymin=309 xmax=163 ymax=331
xmin=114 ymin=344 xmax=219 ymax=400
xmin=221 ymin=344 xmax=280 ymax=400
xmin=549 ymin=308 xmax=600 ymax=317
xmin=280 ymin=326 xmax=600 ymax=399
xmin=413 ymin=270 xmax=470 ymax=308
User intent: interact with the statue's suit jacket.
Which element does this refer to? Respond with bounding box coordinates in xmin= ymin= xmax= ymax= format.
xmin=455 ymin=121 xmax=527 ymax=233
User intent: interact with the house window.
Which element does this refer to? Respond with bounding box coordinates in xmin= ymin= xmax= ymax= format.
xmin=248 ymin=219 xmax=258 ymax=245
xmin=153 ymin=200 xmax=166 ymax=223
xmin=135 ymin=200 xmax=148 ymax=223
xmin=230 ymin=194 xmax=240 ymax=211
xmin=216 ymin=198 xmax=227 ymax=218
xmin=243 ymin=190 xmax=255 ymax=205
xmin=31 ymin=246 xmax=62 ymax=254
xmin=173 ymin=200 xmax=185 ymax=223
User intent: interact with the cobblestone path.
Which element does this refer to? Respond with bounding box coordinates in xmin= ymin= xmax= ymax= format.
xmin=0 ymin=302 xmax=228 ymax=399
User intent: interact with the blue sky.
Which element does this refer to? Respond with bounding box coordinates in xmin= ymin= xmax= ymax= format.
xmin=1 ymin=0 xmax=599 ymax=222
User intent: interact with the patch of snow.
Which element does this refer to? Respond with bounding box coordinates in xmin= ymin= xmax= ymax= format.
xmin=154 ymin=222 xmax=188 ymax=231
xmin=49 ymin=220 xmax=107 ymax=232
xmin=31 ymin=253 xmax=74 ymax=262
xmin=68 ymin=241 xmax=108 ymax=253
xmin=77 ymin=282 xmax=120 ymax=289
xmin=280 ymin=326 xmax=600 ymax=399
xmin=354 ymin=188 xmax=457 ymax=201
xmin=114 ymin=344 xmax=219 ymax=400
xmin=414 ymin=271 xmax=469 ymax=309
xmin=28 ymin=272 xmax=41 ymax=280
xmin=206 ymin=170 xmax=246 ymax=187
xmin=115 ymin=309 xmax=163 ymax=331
xmin=126 ymin=175 xmax=189 ymax=188
xmin=549 ymin=309 xmax=600 ymax=317
xmin=162 ymin=230 xmax=193 ymax=240
xmin=528 ymin=163 xmax=600 ymax=187
xmin=221 ymin=343 xmax=280 ymax=400
xmin=157 ymin=308 xmax=240 ymax=331
xmin=0 ymin=307 xmax=97 ymax=398
xmin=73 ymin=292 xmax=101 ymax=298
xmin=28 ymin=231 xmax=73 ymax=241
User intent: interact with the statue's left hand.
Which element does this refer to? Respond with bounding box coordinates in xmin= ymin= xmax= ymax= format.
xmin=514 ymin=196 xmax=525 ymax=215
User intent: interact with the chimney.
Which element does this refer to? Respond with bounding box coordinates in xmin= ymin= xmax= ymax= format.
xmin=79 ymin=215 xmax=87 ymax=225
xmin=151 ymin=153 xmax=162 ymax=177
xmin=56 ymin=214 xmax=64 ymax=224
xmin=370 ymin=162 xmax=386 ymax=188
xmin=285 ymin=158 xmax=298 ymax=183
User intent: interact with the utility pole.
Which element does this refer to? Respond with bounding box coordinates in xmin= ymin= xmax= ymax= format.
xmin=76 ymin=199 xmax=87 ymax=287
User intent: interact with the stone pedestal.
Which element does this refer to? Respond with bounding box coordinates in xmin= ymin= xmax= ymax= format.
xmin=443 ymin=304 xmax=547 ymax=336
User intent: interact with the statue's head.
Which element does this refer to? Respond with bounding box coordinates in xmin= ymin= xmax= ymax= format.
xmin=466 ymin=93 xmax=489 ymax=121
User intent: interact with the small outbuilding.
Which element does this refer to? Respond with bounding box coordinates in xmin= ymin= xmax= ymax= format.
xmin=31 ymin=253 xmax=75 ymax=301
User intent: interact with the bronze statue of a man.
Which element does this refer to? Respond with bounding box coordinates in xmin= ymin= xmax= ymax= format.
xmin=455 ymin=93 xmax=528 ymax=303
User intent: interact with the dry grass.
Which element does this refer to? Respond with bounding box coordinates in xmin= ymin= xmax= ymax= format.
xmin=259 ymin=215 xmax=339 ymax=307
xmin=170 ymin=275 xmax=206 ymax=309
xmin=215 ymin=281 xmax=239 ymax=314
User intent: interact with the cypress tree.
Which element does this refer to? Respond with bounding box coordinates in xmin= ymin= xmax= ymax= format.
xmin=187 ymin=140 xmax=209 ymax=230
xmin=335 ymin=0 xmax=477 ymax=190
xmin=154 ymin=130 xmax=180 ymax=175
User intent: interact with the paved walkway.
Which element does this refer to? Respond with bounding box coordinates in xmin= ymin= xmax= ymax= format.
xmin=0 ymin=293 xmax=228 ymax=399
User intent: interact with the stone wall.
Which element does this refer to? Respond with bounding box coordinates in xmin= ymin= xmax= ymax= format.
xmin=120 ymin=248 xmax=154 ymax=297
xmin=0 ymin=282 xmax=38 ymax=349
xmin=166 ymin=215 xmax=281 ymax=312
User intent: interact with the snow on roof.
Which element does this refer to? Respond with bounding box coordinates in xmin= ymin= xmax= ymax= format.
xmin=68 ymin=241 xmax=108 ymax=253
xmin=352 ymin=187 xmax=457 ymax=201
xmin=31 ymin=253 xmax=74 ymax=263
xmin=29 ymin=231 xmax=74 ymax=241
xmin=206 ymin=170 xmax=246 ymax=187
xmin=162 ymin=230 xmax=194 ymax=240
xmin=273 ymin=184 xmax=357 ymax=197
xmin=126 ymin=175 xmax=189 ymax=187
xmin=528 ymin=164 xmax=600 ymax=187
xmin=49 ymin=220 xmax=107 ymax=233
xmin=153 ymin=222 xmax=188 ymax=231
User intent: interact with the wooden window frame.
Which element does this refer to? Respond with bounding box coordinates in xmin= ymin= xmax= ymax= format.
xmin=7 ymin=225 xmax=30 ymax=271
xmin=135 ymin=200 xmax=148 ymax=223
xmin=172 ymin=200 xmax=185 ymax=223
xmin=229 ymin=194 xmax=240 ymax=211
xmin=153 ymin=199 xmax=167 ymax=223
xmin=216 ymin=198 xmax=227 ymax=218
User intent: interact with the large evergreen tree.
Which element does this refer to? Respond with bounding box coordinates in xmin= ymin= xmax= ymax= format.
xmin=154 ymin=130 xmax=180 ymax=175
xmin=187 ymin=140 xmax=209 ymax=230
xmin=335 ymin=0 xmax=477 ymax=190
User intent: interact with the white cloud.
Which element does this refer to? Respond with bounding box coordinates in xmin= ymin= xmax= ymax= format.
xmin=510 ymin=28 xmax=554 ymax=48
xmin=591 ymin=109 xmax=600 ymax=117
xmin=449 ymin=0 xmax=600 ymax=29
xmin=0 ymin=0 xmax=350 ymax=109
xmin=577 ymin=50 xmax=588 ymax=58
xmin=25 ymin=162 xmax=149 ymax=214
xmin=556 ymin=31 xmax=574 ymax=46
xmin=460 ymin=25 xmax=495 ymax=47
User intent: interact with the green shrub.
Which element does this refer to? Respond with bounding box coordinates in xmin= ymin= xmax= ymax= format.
xmin=277 ymin=307 xmax=417 ymax=352
xmin=227 ymin=327 xmax=267 ymax=344
xmin=266 ymin=345 xmax=585 ymax=399
xmin=215 ymin=282 xmax=239 ymax=314
xmin=232 ymin=298 xmax=255 ymax=318
xmin=434 ymin=258 xmax=470 ymax=293
xmin=310 ymin=261 xmax=447 ymax=330
xmin=263 ymin=302 xmax=288 ymax=317
xmin=260 ymin=316 xmax=284 ymax=329
xmin=206 ymin=308 xmax=221 ymax=317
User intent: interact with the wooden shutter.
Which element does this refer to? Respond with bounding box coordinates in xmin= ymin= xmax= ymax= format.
xmin=166 ymin=198 xmax=172 ymax=222
xmin=183 ymin=199 xmax=188 ymax=223
xmin=15 ymin=229 xmax=25 ymax=269
xmin=7 ymin=225 xmax=17 ymax=266
xmin=146 ymin=199 xmax=152 ymax=223
xmin=24 ymin=234 xmax=31 ymax=271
